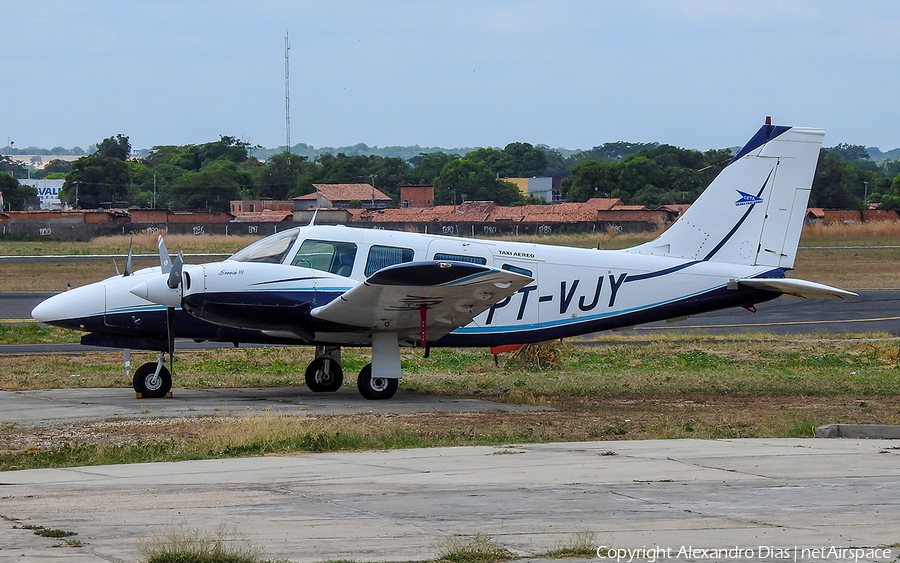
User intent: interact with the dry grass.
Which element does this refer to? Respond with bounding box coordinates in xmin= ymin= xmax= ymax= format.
xmin=801 ymin=220 xmax=900 ymax=246
xmin=536 ymin=531 xmax=598 ymax=559
xmin=435 ymin=534 xmax=517 ymax=563
xmin=0 ymin=233 xmax=259 ymax=256
xmin=139 ymin=524 xmax=266 ymax=563
xmin=792 ymin=246 xmax=900 ymax=290
xmin=486 ymin=229 xmax=654 ymax=250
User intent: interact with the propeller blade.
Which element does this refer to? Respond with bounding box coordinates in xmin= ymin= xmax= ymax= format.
xmin=123 ymin=239 xmax=134 ymax=277
xmin=158 ymin=235 xmax=172 ymax=274
xmin=113 ymin=258 xmax=121 ymax=276
xmin=167 ymin=252 xmax=184 ymax=290
xmin=166 ymin=306 xmax=176 ymax=358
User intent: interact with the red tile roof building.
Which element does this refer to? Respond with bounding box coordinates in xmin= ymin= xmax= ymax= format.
xmin=293 ymin=184 xmax=392 ymax=210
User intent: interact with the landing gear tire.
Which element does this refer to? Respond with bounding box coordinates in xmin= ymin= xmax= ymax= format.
xmin=356 ymin=363 xmax=398 ymax=400
xmin=305 ymin=358 xmax=344 ymax=392
xmin=133 ymin=362 xmax=172 ymax=398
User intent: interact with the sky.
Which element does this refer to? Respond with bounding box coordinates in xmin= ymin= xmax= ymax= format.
xmin=3 ymin=1 xmax=899 ymax=153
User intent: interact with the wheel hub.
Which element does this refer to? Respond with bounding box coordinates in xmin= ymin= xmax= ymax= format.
xmin=370 ymin=377 xmax=390 ymax=392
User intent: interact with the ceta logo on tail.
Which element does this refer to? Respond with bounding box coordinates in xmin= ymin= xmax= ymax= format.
xmin=32 ymin=119 xmax=855 ymax=400
xmin=735 ymin=190 xmax=765 ymax=206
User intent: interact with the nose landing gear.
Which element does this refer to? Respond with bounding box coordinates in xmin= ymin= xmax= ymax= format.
xmin=133 ymin=352 xmax=173 ymax=398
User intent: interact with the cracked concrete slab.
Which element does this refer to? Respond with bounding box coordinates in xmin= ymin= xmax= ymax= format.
xmin=2 ymin=439 xmax=899 ymax=562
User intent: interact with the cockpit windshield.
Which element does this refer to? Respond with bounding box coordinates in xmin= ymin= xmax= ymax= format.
xmin=228 ymin=228 xmax=300 ymax=264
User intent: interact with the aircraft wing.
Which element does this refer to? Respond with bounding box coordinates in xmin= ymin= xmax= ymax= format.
xmin=311 ymin=261 xmax=532 ymax=344
xmin=737 ymin=278 xmax=857 ymax=299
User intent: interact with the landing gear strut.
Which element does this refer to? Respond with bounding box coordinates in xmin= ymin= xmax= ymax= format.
xmin=133 ymin=352 xmax=172 ymax=398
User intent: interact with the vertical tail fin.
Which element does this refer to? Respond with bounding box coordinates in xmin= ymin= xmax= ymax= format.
xmin=625 ymin=123 xmax=824 ymax=269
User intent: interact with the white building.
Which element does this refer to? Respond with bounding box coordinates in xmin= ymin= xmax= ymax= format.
xmin=19 ymin=179 xmax=65 ymax=210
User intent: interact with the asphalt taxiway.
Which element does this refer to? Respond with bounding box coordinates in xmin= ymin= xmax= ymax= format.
xmin=2 ymin=439 xmax=899 ymax=563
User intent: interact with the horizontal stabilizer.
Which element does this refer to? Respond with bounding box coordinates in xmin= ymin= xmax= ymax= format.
xmin=738 ymin=278 xmax=857 ymax=299
xmin=311 ymin=261 xmax=532 ymax=343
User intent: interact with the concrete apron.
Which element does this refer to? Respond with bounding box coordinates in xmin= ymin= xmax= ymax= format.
xmin=1 ymin=438 xmax=899 ymax=563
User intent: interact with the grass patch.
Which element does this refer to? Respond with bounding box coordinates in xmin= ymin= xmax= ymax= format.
xmin=0 ymin=324 xmax=81 ymax=345
xmin=536 ymin=531 xmax=598 ymax=559
xmin=34 ymin=528 xmax=77 ymax=538
xmin=504 ymin=342 xmax=565 ymax=370
xmin=435 ymin=534 xmax=517 ymax=563
xmin=139 ymin=525 xmax=282 ymax=563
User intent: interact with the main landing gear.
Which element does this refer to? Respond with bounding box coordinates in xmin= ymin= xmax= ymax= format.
xmin=303 ymin=338 xmax=401 ymax=400
xmin=355 ymin=363 xmax=398 ymax=400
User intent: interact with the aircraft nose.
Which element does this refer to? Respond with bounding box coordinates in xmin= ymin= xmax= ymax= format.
xmin=31 ymin=286 xmax=105 ymax=325
xmin=31 ymin=293 xmax=67 ymax=322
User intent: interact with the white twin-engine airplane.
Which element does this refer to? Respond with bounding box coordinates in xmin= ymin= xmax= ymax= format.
xmin=32 ymin=121 xmax=855 ymax=400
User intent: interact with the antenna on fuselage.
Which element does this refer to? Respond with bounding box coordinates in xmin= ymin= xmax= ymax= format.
xmin=308 ymin=208 xmax=318 ymax=226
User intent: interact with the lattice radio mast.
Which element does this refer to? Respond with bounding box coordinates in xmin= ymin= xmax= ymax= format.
xmin=285 ymin=31 xmax=291 ymax=156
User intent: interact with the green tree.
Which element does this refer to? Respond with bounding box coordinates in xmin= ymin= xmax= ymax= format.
xmin=197 ymin=135 xmax=252 ymax=166
xmin=502 ymin=142 xmax=548 ymax=177
xmin=96 ymin=134 xmax=131 ymax=160
xmin=170 ymin=165 xmax=242 ymax=211
xmin=464 ymin=143 xmax=549 ymax=178
xmin=62 ymin=155 xmax=134 ymax=208
xmin=541 ymin=147 xmax=569 ymax=178
xmin=465 ymin=147 xmax=513 ymax=177
xmin=433 ymin=157 xmax=522 ymax=205
xmin=32 ymin=159 xmax=74 ymax=180
xmin=0 ymin=172 xmax=38 ymax=210
xmin=60 ymin=135 xmax=138 ymax=208
xmin=874 ymin=173 xmax=900 ymax=210
xmin=810 ymin=150 xmax=869 ymax=209
xmin=883 ymin=159 xmax=900 ymax=179
xmin=254 ymin=152 xmax=311 ymax=199
xmin=828 ymin=143 xmax=869 ymax=161
xmin=566 ymin=141 xmax=659 ymax=168
xmin=560 ymin=160 xmax=618 ymax=202
xmin=0 ymin=155 xmax=28 ymax=179
xmin=406 ymin=152 xmax=456 ymax=185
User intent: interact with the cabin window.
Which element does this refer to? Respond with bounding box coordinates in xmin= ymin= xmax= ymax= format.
xmin=229 ymin=229 xmax=299 ymax=264
xmin=433 ymin=252 xmax=487 ymax=265
xmin=502 ymin=264 xmax=532 ymax=277
xmin=291 ymin=239 xmax=358 ymax=276
xmin=365 ymin=245 xmax=415 ymax=276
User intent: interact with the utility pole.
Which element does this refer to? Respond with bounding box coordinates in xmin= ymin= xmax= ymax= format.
xmin=285 ymin=31 xmax=291 ymax=159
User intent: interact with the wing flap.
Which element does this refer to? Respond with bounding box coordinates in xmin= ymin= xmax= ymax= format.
xmin=311 ymin=261 xmax=532 ymax=343
xmin=738 ymin=278 xmax=857 ymax=299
